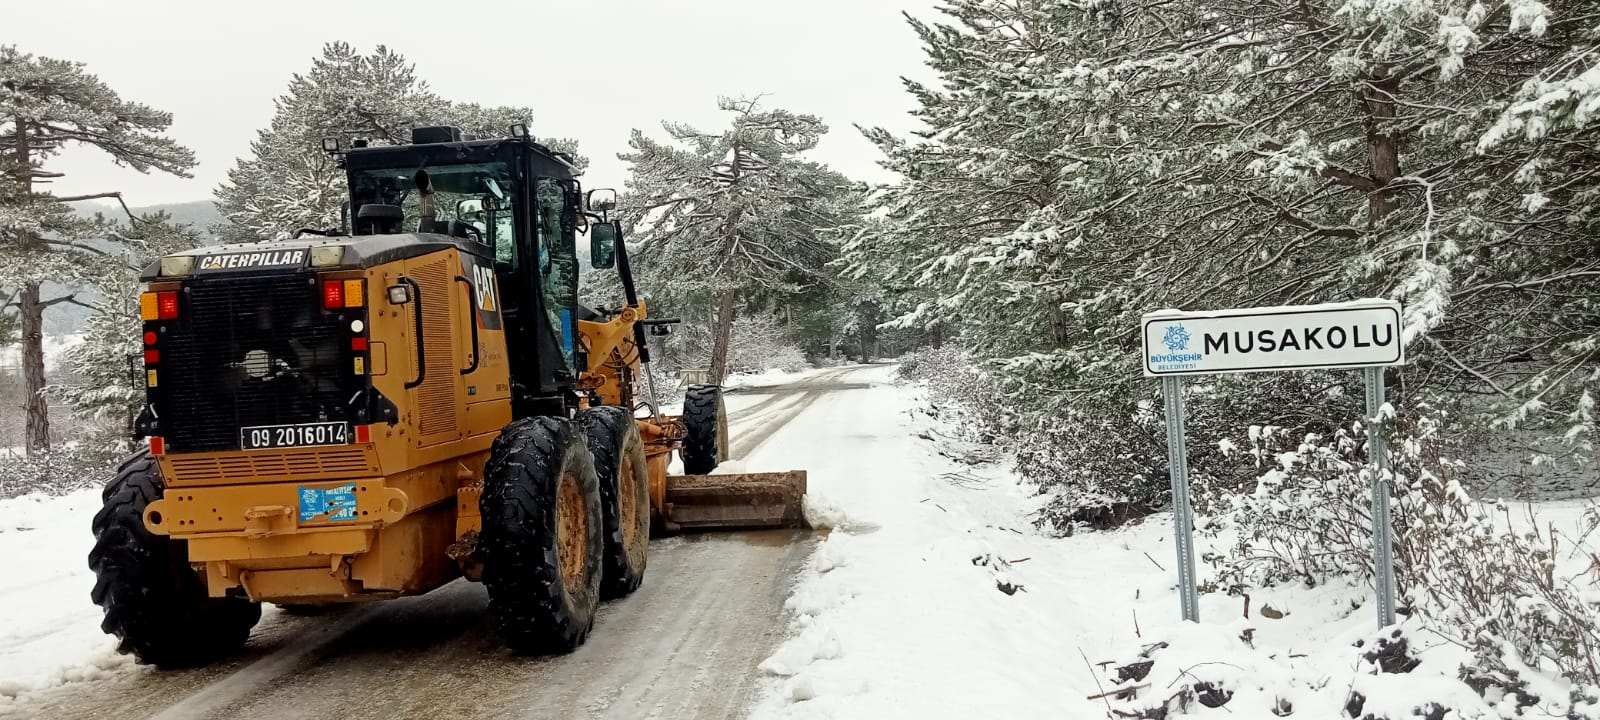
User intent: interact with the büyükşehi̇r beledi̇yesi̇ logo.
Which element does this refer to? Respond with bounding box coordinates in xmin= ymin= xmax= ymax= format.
xmin=1162 ymin=325 xmax=1191 ymax=352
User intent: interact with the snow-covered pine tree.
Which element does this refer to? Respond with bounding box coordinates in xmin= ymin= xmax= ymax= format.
xmin=214 ymin=42 xmax=587 ymax=242
xmin=51 ymin=213 xmax=199 ymax=431
xmin=853 ymin=0 xmax=1598 ymax=514
xmin=619 ymin=97 xmax=860 ymax=383
xmin=0 ymin=45 xmax=195 ymax=455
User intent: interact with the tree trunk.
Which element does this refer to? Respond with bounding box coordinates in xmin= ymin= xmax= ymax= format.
xmin=707 ymin=290 xmax=737 ymax=385
xmin=857 ymin=304 xmax=880 ymax=363
xmin=1363 ymin=66 xmax=1401 ymax=222
xmin=12 ymin=119 xmax=50 ymax=455
xmin=19 ymin=283 xmax=49 ymax=455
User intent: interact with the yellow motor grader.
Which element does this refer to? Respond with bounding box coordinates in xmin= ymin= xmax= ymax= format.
xmin=87 ymin=125 xmax=806 ymax=667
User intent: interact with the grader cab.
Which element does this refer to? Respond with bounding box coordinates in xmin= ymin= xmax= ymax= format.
xmin=87 ymin=125 xmax=807 ymax=667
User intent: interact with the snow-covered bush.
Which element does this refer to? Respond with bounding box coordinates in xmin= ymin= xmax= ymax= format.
xmin=654 ymin=312 xmax=812 ymax=377
xmin=0 ymin=435 xmax=132 ymax=499
xmin=895 ymin=345 xmax=1013 ymax=445
xmin=1202 ymin=404 xmax=1600 ymax=714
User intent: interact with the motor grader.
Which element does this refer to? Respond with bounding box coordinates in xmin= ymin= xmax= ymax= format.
xmin=87 ymin=125 xmax=807 ymax=667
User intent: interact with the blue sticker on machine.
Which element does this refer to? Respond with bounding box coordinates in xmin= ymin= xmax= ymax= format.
xmin=560 ymin=309 xmax=574 ymax=361
xmin=298 ymin=483 xmax=358 ymax=522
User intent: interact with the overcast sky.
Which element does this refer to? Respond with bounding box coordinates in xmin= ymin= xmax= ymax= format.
xmin=9 ymin=0 xmax=941 ymax=207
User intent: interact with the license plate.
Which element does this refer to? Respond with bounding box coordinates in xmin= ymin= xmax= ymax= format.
xmin=240 ymin=422 xmax=350 ymax=450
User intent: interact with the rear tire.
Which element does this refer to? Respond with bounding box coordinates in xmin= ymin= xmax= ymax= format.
xmin=578 ymin=406 xmax=650 ymax=599
xmin=88 ymin=451 xmax=261 ymax=669
xmin=682 ymin=384 xmax=729 ymax=474
xmin=479 ymin=417 xmax=604 ymax=654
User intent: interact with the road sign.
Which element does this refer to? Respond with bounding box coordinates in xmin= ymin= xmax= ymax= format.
xmin=1143 ymin=299 xmax=1404 ymax=629
xmin=1142 ymin=300 xmax=1403 ymax=376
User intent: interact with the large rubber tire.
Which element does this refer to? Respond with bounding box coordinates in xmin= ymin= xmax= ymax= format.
xmin=479 ymin=417 xmax=604 ymax=654
xmin=577 ymin=406 xmax=650 ymax=599
xmin=681 ymin=384 xmax=729 ymax=475
xmin=88 ymin=451 xmax=261 ymax=669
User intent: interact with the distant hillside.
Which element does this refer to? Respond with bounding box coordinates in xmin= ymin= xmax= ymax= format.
xmin=74 ymin=199 xmax=222 ymax=239
xmin=130 ymin=200 xmax=223 ymax=237
xmin=42 ymin=199 xmax=222 ymax=334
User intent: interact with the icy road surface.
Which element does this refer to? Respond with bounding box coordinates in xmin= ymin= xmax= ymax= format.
xmin=0 ymin=365 xmax=885 ymax=720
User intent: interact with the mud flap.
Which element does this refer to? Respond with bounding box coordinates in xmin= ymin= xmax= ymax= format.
xmin=661 ymin=471 xmax=808 ymax=532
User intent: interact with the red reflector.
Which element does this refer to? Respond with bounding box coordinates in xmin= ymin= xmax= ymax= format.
xmin=322 ymin=281 xmax=344 ymax=309
xmin=143 ymin=331 xmax=157 ymax=346
xmin=143 ymin=349 xmax=159 ymax=364
xmin=351 ymin=337 xmax=368 ymax=351
xmin=149 ymin=437 xmax=165 ymax=456
xmin=156 ymin=292 xmax=179 ymax=320
xmin=354 ymin=425 xmax=371 ymax=444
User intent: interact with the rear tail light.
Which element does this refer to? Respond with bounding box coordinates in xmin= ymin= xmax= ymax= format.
xmin=354 ymin=425 xmax=372 ymax=443
xmin=149 ymin=437 xmax=165 ymax=456
xmin=322 ymin=279 xmax=366 ymax=309
xmin=322 ymin=280 xmax=344 ymax=309
xmin=140 ymin=292 xmax=179 ymax=320
xmin=144 ymin=349 xmax=159 ymax=364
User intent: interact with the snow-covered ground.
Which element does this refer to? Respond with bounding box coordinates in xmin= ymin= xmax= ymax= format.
xmin=0 ymin=364 xmax=1591 ymax=717
xmin=751 ymin=366 xmax=1599 ymax=719
xmin=0 ymin=490 xmax=134 ymax=703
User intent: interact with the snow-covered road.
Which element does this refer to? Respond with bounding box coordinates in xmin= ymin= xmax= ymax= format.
xmin=0 ymin=365 xmax=870 ymax=719
xmin=5 ymin=362 xmax=1567 ymax=719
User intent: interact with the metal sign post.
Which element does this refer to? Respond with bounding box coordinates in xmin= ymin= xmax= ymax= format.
xmin=1365 ymin=365 xmax=1397 ymax=628
xmin=1161 ymin=376 xmax=1200 ymax=622
xmin=1141 ymin=300 xmax=1404 ymax=628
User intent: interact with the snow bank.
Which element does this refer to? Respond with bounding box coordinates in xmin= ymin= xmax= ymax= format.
xmin=749 ymin=369 xmax=1132 ymax=717
xmin=0 ymin=488 xmax=133 ymax=704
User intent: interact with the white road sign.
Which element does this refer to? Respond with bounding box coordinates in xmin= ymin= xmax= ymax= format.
xmin=1141 ymin=300 xmax=1404 ymax=376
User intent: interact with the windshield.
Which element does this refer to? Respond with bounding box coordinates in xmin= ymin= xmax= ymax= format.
xmin=349 ymin=161 xmax=515 ymax=250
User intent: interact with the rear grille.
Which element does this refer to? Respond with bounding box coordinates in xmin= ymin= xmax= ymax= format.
xmin=156 ymin=273 xmax=358 ymax=453
xmin=167 ymin=448 xmax=377 ymax=482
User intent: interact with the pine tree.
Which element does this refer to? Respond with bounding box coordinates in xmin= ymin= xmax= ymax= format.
xmin=215 ymin=43 xmax=586 ymax=242
xmin=854 ymin=0 xmax=1598 ymax=513
xmin=0 ymin=45 xmax=195 ymax=455
xmin=51 ymin=213 xmax=199 ymax=430
xmin=619 ymin=97 xmax=860 ymax=383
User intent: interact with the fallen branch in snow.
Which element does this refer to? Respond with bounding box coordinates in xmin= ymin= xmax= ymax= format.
xmin=1087 ymin=683 xmax=1149 ymax=701
xmin=1142 ymin=552 xmax=1166 ymax=572
xmin=1079 ymin=647 xmax=1116 ymax=717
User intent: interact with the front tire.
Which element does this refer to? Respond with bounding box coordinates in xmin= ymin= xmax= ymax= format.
xmin=682 ymin=384 xmax=729 ymax=474
xmin=578 ymin=406 xmax=650 ymax=599
xmin=479 ymin=417 xmax=604 ymax=654
xmin=88 ymin=451 xmax=261 ymax=669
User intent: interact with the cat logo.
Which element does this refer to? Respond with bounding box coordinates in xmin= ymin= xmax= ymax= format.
xmin=467 ymin=258 xmax=503 ymax=330
xmin=472 ymin=263 xmax=498 ymax=312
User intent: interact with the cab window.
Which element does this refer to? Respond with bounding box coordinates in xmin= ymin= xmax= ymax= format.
xmin=534 ymin=178 xmax=577 ymax=366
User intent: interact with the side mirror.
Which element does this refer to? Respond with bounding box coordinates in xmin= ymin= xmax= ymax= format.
xmin=590 ymin=222 xmax=618 ymax=269
xmin=586 ymin=189 xmax=618 ymax=213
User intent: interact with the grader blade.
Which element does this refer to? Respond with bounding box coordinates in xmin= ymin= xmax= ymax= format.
xmin=662 ymin=471 xmax=808 ymax=531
